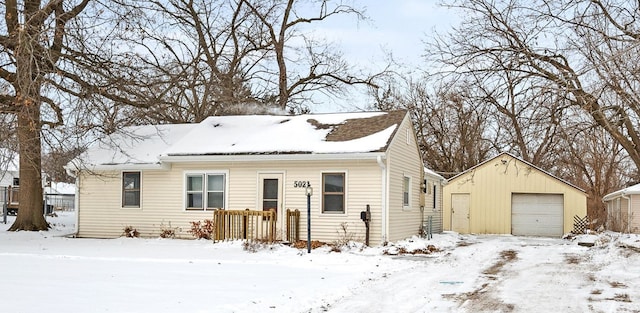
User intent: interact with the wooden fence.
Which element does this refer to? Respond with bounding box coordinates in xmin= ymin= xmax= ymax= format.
xmin=212 ymin=208 xmax=300 ymax=243
xmin=2 ymin=186 xmax=20 ymax=215
xmin=286 ymin=209 xmax=300 ymax=242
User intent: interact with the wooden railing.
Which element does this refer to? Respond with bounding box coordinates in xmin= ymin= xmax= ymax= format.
xmin=286 ymin=209 xmax=300 ymax=242
xmin=213 ymin=209 xmax=277 ymax=242
xmin=5 ymin=186 xmax=19 ymax=213
xmin=212 ymin=208 xmax=301 ymax=243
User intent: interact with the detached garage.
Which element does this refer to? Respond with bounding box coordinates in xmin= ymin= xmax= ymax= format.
xmin=443 ymin=153 xmax=587 ymax=237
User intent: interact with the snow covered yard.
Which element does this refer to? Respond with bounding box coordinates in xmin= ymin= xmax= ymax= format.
xmin=1 ymin=212 xmax=639 ymax=313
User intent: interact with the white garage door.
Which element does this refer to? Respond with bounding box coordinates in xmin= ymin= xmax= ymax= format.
xmin=512 ymin=194 xmax=564 ymax=237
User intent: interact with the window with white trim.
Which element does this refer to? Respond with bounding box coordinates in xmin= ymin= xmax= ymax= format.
xmin=402 ymin=176 xmax=410 ymax=207
xmin=186 ymin=173 xmax=226 ymax=210
xmin=323 ymin=172 xmax=345 ymax=213
xmin=122 ymin=172 xmax=141 ymax=207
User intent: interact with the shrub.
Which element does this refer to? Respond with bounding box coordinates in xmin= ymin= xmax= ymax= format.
xmin=332 ymin=222 xmax=357 ymax=249
xmin=123 ymin=226 xmax=139 ymax=238
xmin=159 ymin=222 xmax=177 ymax=239
xmin=189 ymin=219 xmax=214 ymax=239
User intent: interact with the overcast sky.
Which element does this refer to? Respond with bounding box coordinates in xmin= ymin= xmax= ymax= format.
xmin=304 ymin=1 xmax=459 ymax=112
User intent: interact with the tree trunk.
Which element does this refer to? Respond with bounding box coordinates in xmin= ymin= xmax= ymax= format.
xmin=8 ymin=20 xmax=48 ymax=231
xmin=9 ymin=101 xmax=48 ymax=231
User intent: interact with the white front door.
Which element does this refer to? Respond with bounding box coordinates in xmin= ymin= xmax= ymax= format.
xmin=259 ymin=173 xmax=284 ymax=237
xmin=451 ymin=193 xmax=470 ymax=233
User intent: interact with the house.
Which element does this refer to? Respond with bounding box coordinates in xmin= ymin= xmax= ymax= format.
xmin=67 ymin=110 xmax=433 ymax=245
xmin=603 ymin=184 xmax=640 ymax=233
xmin=443 ymin=152 xmax=587 ymax=237
xmin=0 ymin=150 xmax=19 ymax=187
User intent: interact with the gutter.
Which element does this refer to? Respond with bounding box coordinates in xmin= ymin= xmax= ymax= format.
xmin=377 ymin=155 xmax=387 ymax=243
xmin=159 ymin=152 xmax=385 ymax=163
xmin=73 ymin=175 xmax=80 ymax=237
xmin=621 ymin=192 xmax=631 ymax=234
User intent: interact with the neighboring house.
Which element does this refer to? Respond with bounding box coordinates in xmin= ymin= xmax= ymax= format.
xmin=67 ymin=110 xmax=429 ymax=245
xmin=443 ymin=152 xmax=587 ymax=237
xmin=421 ymin=167 xmax=445 ymax=234
xmin=44 ymin=182 xmax=76 ymax=212
xmin=0 ymin=150 xmax=19 ymax=187
xmin=603 ymin=184 xmax=640 ymax=233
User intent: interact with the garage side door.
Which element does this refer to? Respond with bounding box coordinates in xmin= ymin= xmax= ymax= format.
xmin=512 ymin=194 xmax=563 ymax=237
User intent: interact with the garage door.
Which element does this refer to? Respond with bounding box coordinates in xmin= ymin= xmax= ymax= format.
xmin=511 ymin=194 xmax=563 ymax=237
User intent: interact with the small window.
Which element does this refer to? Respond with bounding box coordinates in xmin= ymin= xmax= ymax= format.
xmin=433 ymin=184 xmax=437 ymax=210
xmin=186 ymin=173 xmax=225 ymax=210
xmin=403 ymin=176 xmax=410 ymax=207
xmin=323 ymin=173 xmax=345 ymax=213
xmin=122 ymin=172 xmax=141 ymax=207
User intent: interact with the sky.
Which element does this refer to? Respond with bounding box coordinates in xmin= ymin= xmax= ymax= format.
xmin=1 ymin=212 xmax=639 ymax=312
xmin=299 ymin=1 xmax=459 ymax=113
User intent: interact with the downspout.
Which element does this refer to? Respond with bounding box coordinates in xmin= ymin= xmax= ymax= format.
xmin=621 ymin=192 xmax=631 ymax=234
xmin=377 ymin=155 xmax=387 ymax=243
xmin=73 ymin=175 xmax=80 ymax=237
xmin=65 ymin=166 xmax=80 ymax=237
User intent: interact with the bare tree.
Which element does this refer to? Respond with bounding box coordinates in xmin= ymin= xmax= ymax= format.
xmin=0 ymin=0 xmax=92 ymax=230
xmin=120 ymin=0 xmax=270 ymax=123
xmin=0 ymin=1 xmax=163 ymax=230
xmin=432 ymin=0 xmax=640 ymax=170
xmin=242 ymin=0 xmax=382 ymax=112
xmin=371 ymin=76 xmax=494 ymax=177
xmin=553 ymin=107 xmax=635 ymax=228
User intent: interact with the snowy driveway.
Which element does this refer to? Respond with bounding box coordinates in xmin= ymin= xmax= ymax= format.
xmin=324 ymin=235 xmax=640 ymax=313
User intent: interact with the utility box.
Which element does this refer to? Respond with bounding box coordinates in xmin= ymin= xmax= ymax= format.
xmin=360 ymin=210 xmax=370 ymax=222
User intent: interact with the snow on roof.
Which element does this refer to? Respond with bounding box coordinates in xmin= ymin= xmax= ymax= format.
xmin=424 ymin=167 xmax=444 ymax=180
xmin=76 ymin=124 xmax=196 ymax=167
xmin=603 ymin=182 xmax=640 ymax=201
xmin=76 ymin=111 xmax=406 ymax=168
xmin=45 ymin=182 xmax=76 ymax=194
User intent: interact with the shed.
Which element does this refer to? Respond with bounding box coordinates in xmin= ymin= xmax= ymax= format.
xmin=603 ymin=183 xmax=640 ymax=233
xmin=67 ymin=110 xmax=431 ymax=245
xmin=443 ymin=152 xmax=587 ymax=237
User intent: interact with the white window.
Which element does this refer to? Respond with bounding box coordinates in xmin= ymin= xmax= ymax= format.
xmin=403 ymin=176 xmax=410 ymax=207
xmin=122 ymin=172 xmax=141 ymax=208
xmin=186 ymin=173 xmax=226 ymax=210
xmin=323 ymin=172 xmax=345 ymax=213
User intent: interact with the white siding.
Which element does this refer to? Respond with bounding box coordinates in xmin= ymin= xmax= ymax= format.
xmin=77 ymin=160 xmax=385 ymax=244
xmin=386 ymin=115 xmax=425 ymax=242
xmin=423 ymin=173 xmax=444 ymax=233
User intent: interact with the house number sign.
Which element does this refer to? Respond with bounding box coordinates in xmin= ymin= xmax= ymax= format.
xmin=293 ymin=181 xmax=311 ymax=188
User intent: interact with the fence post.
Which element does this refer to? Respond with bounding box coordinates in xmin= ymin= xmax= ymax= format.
xmin=2 ymin=186 xmax=7 ymax=224
xmin=286 ymin=209 xmax=291 ymax=242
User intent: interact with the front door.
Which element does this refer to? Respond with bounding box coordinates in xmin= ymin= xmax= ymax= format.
xmin=451 ymin=193 xmax=470 ymax=233
xmin=259 ymin=173 xmax=284 ymax=237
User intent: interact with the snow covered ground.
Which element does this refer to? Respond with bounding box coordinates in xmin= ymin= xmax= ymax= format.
xmin=1 ymin=212 xmax=639 ymax=313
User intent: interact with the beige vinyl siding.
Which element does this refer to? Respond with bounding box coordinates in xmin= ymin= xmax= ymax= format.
xmin=633 ymin=196 xmax=640 ymax=233
xmin=77 ymin=159 xmax=384 ymax=243
xmin=386 ymin=115 xmax=425 ymax=242
xmin=423 ymin=174 xmax=444 ymax=233
xmin=606 ymin=195 xmax=640 ymax=233
xmin=443 ymin=154 xmax=587 ymax=235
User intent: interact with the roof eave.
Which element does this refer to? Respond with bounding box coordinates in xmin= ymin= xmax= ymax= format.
xmin=75 ymin=162 xmax=169 ymax=172
xmin=159 ymin=152 xmax=386 ymax=163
